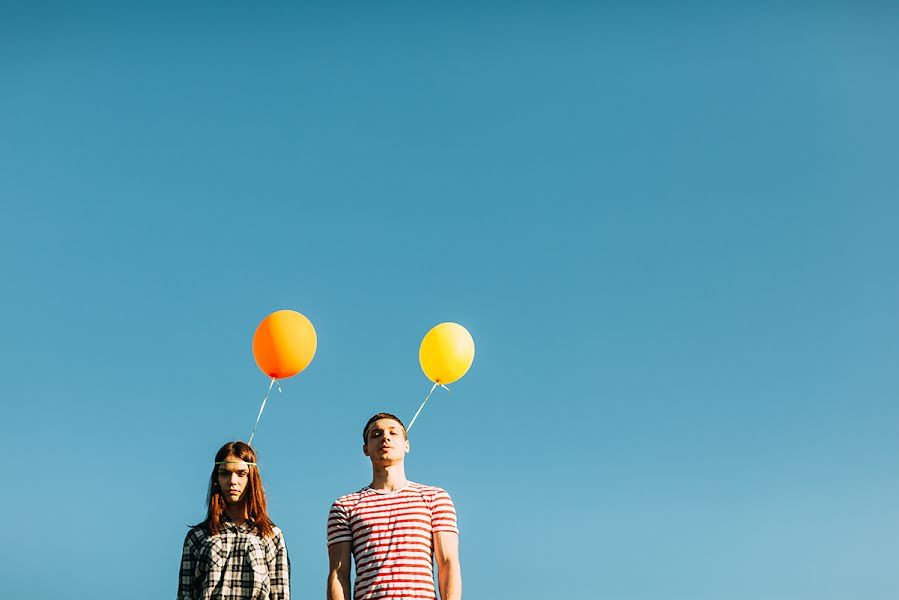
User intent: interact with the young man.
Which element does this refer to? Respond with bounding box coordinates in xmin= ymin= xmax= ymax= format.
xmin=327 ymin=413 xmax=461 ymax=600
xmin=178 ymin=441 xmax=290 ymax=600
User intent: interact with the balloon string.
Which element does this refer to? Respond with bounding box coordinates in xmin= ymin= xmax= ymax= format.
xmin=249 ymin=377 xmax=281 ymax=445
xmin=408 ymin=382 xmax=441 ymax=432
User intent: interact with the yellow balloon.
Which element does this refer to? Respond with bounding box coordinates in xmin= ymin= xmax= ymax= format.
xmin=419 ymin=322 xmax=475 ymax=384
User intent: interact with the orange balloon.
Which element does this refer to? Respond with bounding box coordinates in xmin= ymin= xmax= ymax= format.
xmin=252 ymin=310 xmax=317 ymax=379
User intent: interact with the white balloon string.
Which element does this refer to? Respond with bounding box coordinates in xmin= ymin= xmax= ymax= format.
xmin=248 ymin=377 xmax=279 ymax=445
xmin=407 ymin=382 xmax=439 ymax=432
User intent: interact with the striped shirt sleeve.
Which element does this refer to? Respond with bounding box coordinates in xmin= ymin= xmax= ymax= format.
xmin=327 ymin=500 xmax=352 ymax=546
xmin=430 ymin=488 xmax=459 ymax=534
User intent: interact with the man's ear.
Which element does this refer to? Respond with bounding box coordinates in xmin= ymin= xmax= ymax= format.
xmin=363 ymin=443 xmax=370 ymax=456
xmin=404 ymin=439 xmax=410 ymax=454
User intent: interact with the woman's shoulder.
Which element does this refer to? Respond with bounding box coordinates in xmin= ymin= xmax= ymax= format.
xmin=182 ymin=523 xmax=212 ymax=549
xmin=258 ymin=524 xmax=287 ymax=554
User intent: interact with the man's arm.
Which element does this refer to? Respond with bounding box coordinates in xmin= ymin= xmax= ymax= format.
xmin=327 ymin=541 xmax=352 ymax=600
xmin=434 ymin=531 xmax=461 ymax=600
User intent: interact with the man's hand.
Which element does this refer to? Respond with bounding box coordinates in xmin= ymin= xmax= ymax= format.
xmin=434 ymin=531 xmax=461 ymax=600
xmin=327 ymin=542 xmax=352 ymax=600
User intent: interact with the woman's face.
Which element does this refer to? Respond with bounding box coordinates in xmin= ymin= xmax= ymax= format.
xmin=216 ymin=455 xmax=251 ymax=505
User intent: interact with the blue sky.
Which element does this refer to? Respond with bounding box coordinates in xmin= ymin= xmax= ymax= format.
xmin=1 ymin=2 xmax=898 ymax=599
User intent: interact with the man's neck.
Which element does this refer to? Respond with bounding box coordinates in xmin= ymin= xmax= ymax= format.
xmin=370 ymin=462 xmax=409 ymax=492
xmin=224 ymin=501 xmax=249 ymax=526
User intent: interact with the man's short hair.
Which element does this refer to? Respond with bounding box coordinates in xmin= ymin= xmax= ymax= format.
xmin=363 ymin=412 xmax=407 ymax=442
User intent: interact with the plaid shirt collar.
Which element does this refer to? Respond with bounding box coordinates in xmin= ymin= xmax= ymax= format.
xmin=220 ymin=512 xmax=256 ymax=533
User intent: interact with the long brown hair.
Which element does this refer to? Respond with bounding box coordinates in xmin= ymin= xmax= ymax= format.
xmin=199 ymin=441 xmax=276 ymax=539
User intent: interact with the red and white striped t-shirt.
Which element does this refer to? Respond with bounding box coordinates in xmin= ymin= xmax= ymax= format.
xmin=327 ymin=482 xmax=459 ymax=600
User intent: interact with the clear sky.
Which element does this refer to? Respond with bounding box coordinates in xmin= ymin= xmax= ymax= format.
xmin=2 ymin=2 xmax=898 ymax=599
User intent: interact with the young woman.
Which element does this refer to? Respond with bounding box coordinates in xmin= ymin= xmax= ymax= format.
xmin=178 ymin=441 xmax=290 ymax=600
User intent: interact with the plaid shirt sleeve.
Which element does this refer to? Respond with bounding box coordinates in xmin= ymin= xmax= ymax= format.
xmin=177 ymin=530 xmax=197 ymax=600
xmin=267 ymin=528 xmax=290 ymax=600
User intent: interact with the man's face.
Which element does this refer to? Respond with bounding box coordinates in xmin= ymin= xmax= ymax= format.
xmin=216 ymin=455 xmax=251 ymax=505
xmin=363 ymin=418 xmax=409 ymax=463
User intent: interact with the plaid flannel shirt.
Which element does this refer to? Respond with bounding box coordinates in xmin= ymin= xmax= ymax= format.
xmin=177 ymin=516 xmax=289 ymax=600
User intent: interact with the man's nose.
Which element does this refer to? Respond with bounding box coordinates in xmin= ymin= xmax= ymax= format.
xmin=230 ymin=473 xmax=241 ymax=485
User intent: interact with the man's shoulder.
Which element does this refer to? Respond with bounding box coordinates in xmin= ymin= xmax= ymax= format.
xmin=330 ymin=483 xmax=453 ymax=508
xmin=331 ymin=486 xmax=373 ymax=506
xmin=408 ymin=481 xmax=452 ymax=498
